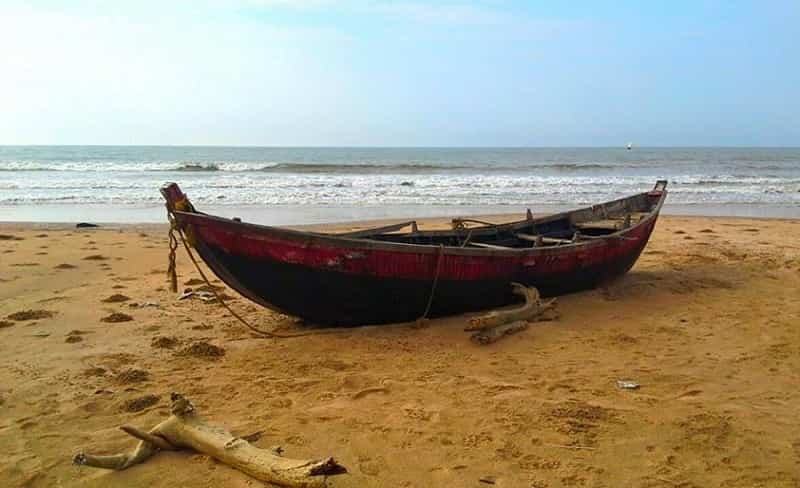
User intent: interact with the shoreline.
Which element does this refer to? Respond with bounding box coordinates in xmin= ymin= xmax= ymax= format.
xmin=1 ymin=203 xmax=798 ymax=228
xmin=2 ymin=212 xmax=799 ymax=233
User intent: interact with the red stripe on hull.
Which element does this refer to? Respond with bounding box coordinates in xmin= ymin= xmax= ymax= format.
xmin=182 ymin=214 xmax=657 ymax=282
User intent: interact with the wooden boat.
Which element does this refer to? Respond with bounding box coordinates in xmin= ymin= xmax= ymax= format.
xmin=162 ymin=180 xmax=668 ymax=326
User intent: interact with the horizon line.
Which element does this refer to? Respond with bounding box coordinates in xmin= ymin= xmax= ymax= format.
xmin=1 ymin=144 xmax=799 ymax=149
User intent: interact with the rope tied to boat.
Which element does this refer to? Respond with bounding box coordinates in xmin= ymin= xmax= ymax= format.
xmin=417 ymin=244 xmax=445 ymax=325
xmin=167 ymin=213 xmax=179 ymax=293
xmin=166 ymin=195 xmax=192 ymax=294
xmin=165 ymin=205 xmax=350 ymax=339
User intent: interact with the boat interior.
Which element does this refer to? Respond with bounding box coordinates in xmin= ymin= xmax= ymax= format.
xmin=335 ymin=186 xmax=664 ymax=250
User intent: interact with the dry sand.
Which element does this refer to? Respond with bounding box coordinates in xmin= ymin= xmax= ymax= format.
xmin=1 ymin=215 xmax=799 ymax=487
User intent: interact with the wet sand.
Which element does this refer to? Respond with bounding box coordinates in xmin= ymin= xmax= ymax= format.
xmin=1 ymin=215 xmax=799 ymax=487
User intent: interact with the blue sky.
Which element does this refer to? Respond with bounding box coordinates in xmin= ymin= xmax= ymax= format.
xmin=0 ymin=0 xmax=798 ymax=146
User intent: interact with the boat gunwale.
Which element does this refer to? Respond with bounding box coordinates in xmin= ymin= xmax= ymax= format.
xmin=172 ymin=186 xmax=667 ymax=258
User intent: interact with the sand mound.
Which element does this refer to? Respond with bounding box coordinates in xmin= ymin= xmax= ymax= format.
xmin=0 ymin=320 xmax=14 ymax=328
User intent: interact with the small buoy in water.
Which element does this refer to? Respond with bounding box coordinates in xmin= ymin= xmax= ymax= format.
xmin=626 ymin=143 xmax=632 ymax=150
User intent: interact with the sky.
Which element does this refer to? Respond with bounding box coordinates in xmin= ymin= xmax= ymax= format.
xmin=0 ymin=0 xmax=798 ymax=146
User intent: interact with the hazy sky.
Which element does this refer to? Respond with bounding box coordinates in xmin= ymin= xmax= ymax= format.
xmin=1 ymin=0 xmax=798 ymax=146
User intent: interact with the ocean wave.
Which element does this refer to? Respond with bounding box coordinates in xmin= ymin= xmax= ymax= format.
xmin=0 ymin=161 xmax=654 ymax=173
xmin=174 ymin=163 xmax=220 ymax=172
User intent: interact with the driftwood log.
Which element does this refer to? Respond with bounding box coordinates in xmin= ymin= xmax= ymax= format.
xmin=73 ymin=393 xmax=345 ymax=488
xmin=467 ymin=283 xmax=557 ymax=344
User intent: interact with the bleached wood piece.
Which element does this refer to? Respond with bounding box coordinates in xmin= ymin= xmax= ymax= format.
xmin=73 ymin=393 xmax=345 ymax=488
xmin=470 ymin=320 xmax=529 ymax=344
xmin=465 ymin=283 xmax=555 ymax=332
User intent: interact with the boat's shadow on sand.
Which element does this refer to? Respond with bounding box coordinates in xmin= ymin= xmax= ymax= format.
xmin=597 ymin=265 xmax=740 ymax=302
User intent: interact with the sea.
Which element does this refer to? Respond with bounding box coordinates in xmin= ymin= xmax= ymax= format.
xmin=1 ymin=146 xmax=798 ymax=224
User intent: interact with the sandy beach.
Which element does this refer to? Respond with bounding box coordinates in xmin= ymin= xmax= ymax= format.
xmin=1 ymin=214 xmax=799 ymax=487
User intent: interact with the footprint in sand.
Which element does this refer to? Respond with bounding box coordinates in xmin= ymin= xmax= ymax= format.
xmin=177 ymin=341 xmax=225 ymax=359
xmin=101 ymin=294 xmax=130 ymax=303
xmin=83 ymin=367 xmax=107 ymax=377
xmin=0 ymin=234 xmax=24 ymax=241
xmin=121 ymin=394 xmax=160 ymax=412
xmin=54 ymin=263 xmax=76 ymax=269
xmin=114 ymin=368 xmax=151 ymax=384
xmin=151 ymin=336 xmax=180 ymax=349
xmin=100 ymin=312 xmax=133 ymax=323
xmin=7 ymin=310 xmax=55 ymax=321
xmin=83 ymin=254 xmax=108 ymax=261
xmin=0 ymin=320 xmax=14 ymax=328
xmin=65 ymin=334 xmax=83 ymax=343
